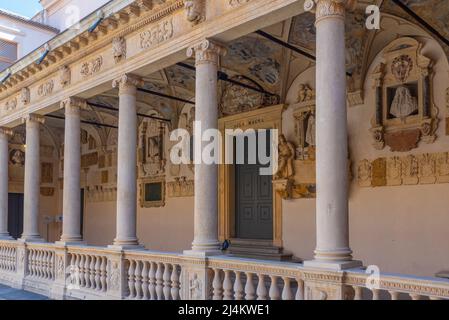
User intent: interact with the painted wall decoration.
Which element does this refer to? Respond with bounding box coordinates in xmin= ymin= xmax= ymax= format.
xmin=370 ymin=38 xmax=438 ymax=152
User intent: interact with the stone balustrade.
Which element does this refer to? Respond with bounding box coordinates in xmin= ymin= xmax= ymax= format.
xmin=0 ymin=239 xmax=449 ymax=300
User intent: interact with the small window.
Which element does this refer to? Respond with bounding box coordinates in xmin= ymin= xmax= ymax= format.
xmin=0 ymin=39 xmax=18 ymax=71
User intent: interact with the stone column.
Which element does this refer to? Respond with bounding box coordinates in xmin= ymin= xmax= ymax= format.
xmin=185 ymin=39 xmax=226 ymax=256
xmin=111 ymin=74 xmax=143 ymax=248
xmin=21 ymin=115 xmax=44 ymax=242
xmin=0 ymin=127 xmax=13 ymax=239
xmin=59 ymin=97 xmax=86 ymax=244
xmin=303 ymin=0 xmax=361 ymax=270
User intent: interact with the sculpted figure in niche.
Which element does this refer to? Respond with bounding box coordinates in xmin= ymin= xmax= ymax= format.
xmin=305 ymin=111 xmax=316 ymax=147
xmin=275 ymin=135 xmax=296 ymax=180
xmin=298 ymin=84 xmax=314 ymax=103
xmin=390 ymin=86 xmax=418 ymax=120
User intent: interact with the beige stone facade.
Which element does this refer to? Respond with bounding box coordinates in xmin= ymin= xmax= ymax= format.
xmin=0 ymin=0 xmax=449 ymax=300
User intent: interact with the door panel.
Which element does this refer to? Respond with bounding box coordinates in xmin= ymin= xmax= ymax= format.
xmin=8 ymin=193 xmax=24 ymax=239
xmin=235 ymin=132 xmax=273 ymax=240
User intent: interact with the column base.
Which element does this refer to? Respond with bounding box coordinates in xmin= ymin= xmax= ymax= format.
xmin=109 ymin=238 xmax=144 ymax=251
xmin=183 ymin=249 xmax=223 ymax=258
xmin=55 ymin=240 xmax=86 ymax=246
xmin=0 ymin=234 xmax=13 ymax=240
xmin=19 ymin=235 xmax=45 ymax=243
xmin=303 ymin=259 xmax=363 ymax=271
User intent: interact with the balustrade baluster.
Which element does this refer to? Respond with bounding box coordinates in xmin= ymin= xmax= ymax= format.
xmin=163 ymin=263 xmax=172 ymax=300
xmin=135 ymin=261 xmax=143 ymax=299
xmin=281 ymin=277 xmax=293 ymax=300
xmin=223 ymin=270 xmax=233 ymax=300
xmin=171 ymin=265 xmax=180 ymax=300
xmin=141 ymin=262 xmax=149 ymax=300
xmin=389 ymin=291 xmax=399 ymax=300
xmin=233 ymin=271 xmax=244 ymax=300
xmin=155 ymin=263 xmax=164 ymax=300
xmin=100 ymin=257 xmax=107 ymax=291
xmin=128 ymin=260 xmax=136 ymax=299
xmin=94 ymin=256 xmax=101 ymax=290
xmin=212 ymin=268 xmax=223 ymax=300
xmin=148 ymin=262 xmax=156 ymax=300
xmin=85 ymin=255 xmax=91 ymax=288
xmin=89 ymin=256 xmax=96 ymax=289
xmin=269 ymin=276 xmax=280 ymax=300
xmin=256 ymin=274 xmax=268 ymax=300
xmin=295 ymin=278 xmax=304 ymax=300
xmin=244 ymin=272 xmax=256 ymax=300
xmin=79 ymin=255 xmax=85 ymax=287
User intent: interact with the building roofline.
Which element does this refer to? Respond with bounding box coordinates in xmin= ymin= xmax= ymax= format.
xmin=0 ymin=9 xmax=59 ymax=33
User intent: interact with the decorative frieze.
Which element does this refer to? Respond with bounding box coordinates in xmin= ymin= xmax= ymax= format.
xmin=357 ymin=152 xmax=449 ymax=187
xmin=5 ymin=98 xmax=17 ymax=112
xmin=229 ymin=0 xmax=251 ymax=7
xmin=140 ymin=18 xmax=174 ymax=50
xmin=80 ymin=56 xmax=103 ymax=77
xmin=167 ymin=177 xmax=194 ymax=197
xmin=38 ymin=80 xmax=54 ymax=97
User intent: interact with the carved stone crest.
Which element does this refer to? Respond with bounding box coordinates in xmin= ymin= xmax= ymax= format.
xmin=140 ymin=19 xmax=174 ymax=49
xmin=80 ymin=56 xmax=103 ymax=77
xmin=38 ymin=80 xmax=54 ymax=97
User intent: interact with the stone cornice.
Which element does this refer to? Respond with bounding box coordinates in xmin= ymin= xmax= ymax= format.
xmin=0 ymin=0 xmax=184 ymax=96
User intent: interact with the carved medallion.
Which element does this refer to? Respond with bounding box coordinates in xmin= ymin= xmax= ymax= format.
xmin=140 ymin=19 xmax=174 ymax=49
xmin=80 ymin=56 xmax=103 ymax=77
xmin=38 ymin=80 xmax=54 ymax=97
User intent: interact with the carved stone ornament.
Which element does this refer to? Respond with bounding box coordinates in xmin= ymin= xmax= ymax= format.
xmin=5 ymin=98 xmax=17 ymax=112
xmin=293 ymin=94 xmax=316 ymax=160
xmin=112 ymin=37 xmax=126 ymax=63
xmin=187 ymin=39 xmax=227 ymax=66
xmin=370 ymin=37 xmax=438 ymax=152
xmin=38 ymin=80 xmax=54 ymax=97
xmin=358 ymin=151 xmax=449 ymax=188
xmin=80 ymin=56 xmax=103 ymax=77
xmin=167 ymin=177 xmax=194 ymax=197
xmin=140 ymin=18 xmax=174 ymax=49
xmin=20 ymin=88 xmax=30 ymax=105
xmin=60 ymin=97 xmax=87 ymax=114
xmin=185 ymin=0 xmax=205 ymax=24
xmin=304 ymin=0 xmax=357 ymax=20
xmin=229 ymin=0 xmax=251 ymax=7
xmin=138 ymin=119 xmax=166 ymax=177
xmin=112 ymin=74 xmax=144 ymax=94
xmin=59 ymin=65 xmax=71 ymax=87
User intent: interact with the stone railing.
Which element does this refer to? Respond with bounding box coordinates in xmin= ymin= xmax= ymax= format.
xmin=123 ymin=250 xmax=183 ymax=300
xmin=206 ymin=256 xmax=304 ymax=300
xmin=0 ymin=239 xmax=449 ymax=300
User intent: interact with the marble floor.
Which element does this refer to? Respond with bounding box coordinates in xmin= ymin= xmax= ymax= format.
xmin=0 ymin=284 xmax=49 ymax=300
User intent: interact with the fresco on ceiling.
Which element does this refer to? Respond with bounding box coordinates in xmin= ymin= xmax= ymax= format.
xmin=383 ymin=0 xmax=449 ymax=38
xmin=165 ymin=64 xmax=196 ymax=92
xmin=288 ymin=12 xmax=316 ymax=51
xmin=224 ymin=36 xmax=281 ymax=88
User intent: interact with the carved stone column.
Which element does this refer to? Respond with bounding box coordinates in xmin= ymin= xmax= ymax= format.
xmin=59 ymin=97 xmax=86 ymax=244
xmin=21 ymin=115 xmax=44 ymax=242
xmin=111 ymin=74 xmax=143 ymax=248
xmin=184 ymin=39 xmax=226 ymax=256
xmin=0 ymin=127 xmax=13 ymax=239
xmin=303 ymin=0 xmax=361 ymax=270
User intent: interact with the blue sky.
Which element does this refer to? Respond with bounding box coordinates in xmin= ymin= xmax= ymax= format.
xmin=0 ymin=0 xmax=42 ymax=18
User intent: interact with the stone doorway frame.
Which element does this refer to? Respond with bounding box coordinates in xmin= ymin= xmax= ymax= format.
xmin=218 ymin=104 xmax=284 ymax=248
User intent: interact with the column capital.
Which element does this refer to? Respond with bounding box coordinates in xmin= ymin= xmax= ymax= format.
xmin=304 ymin=0 xmax=357 ymax=21
xmin=61 ymin=97 xmax=87 ymax=115
xmin=112 ymin=74 xmax=143 ymax=95
xmin=187 ymin=39 xmax=227 ymax=66
xmin=0 ymin=127 xmax=13 ymax=137
xmin=22 ymin=114 xmax=45 ymax=125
